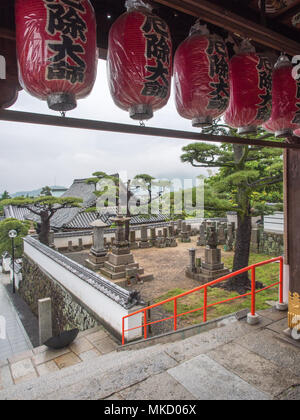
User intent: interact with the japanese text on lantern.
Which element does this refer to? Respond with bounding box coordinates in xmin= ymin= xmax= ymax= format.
xmin=292 ymin=80 xmax=300 ymax=124
xmin=44 ymin=0 xmax=87 ymax=84
xmin=207 ymin=39 xmax=229 ymax=112
xmin=256 ymin=57 xmax=272 ymax=121
xmin=141 ymin=15 xmax=171 ymax=99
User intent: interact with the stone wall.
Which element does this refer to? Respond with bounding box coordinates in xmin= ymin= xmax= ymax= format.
xmin=20 ymin=256 xmax=98 ymax=336
xmin=250 ymin=228 xmax=284 ymax=256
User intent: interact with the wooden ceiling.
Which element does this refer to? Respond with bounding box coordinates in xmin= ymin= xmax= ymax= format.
xmin=1 ymin=0 xmax=300 ymax=56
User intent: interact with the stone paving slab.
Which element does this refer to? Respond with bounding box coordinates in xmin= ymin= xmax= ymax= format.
xmin=277 ymin=385 xmax=300 ymax=400
xmin=207 ymin=342 xmax=299 ymax=397
xmin=0 ymin=277 xmax=32 ymax=361
xmin=164 ymin=317 xmax=273 ymax=363
xmin=39 ymin=351 xmax=177 ymax=400
xmin=168 ymin=354 xmax=271 ymax=400
xmin=234 ymin=329 xmax=300 ymax=377
xmin=0 ymin=344 xmax=165 ymax=399
xmin=265 ymin=318 xmax=288 ymax=334
xmin=257 ymin=308 xmax=287 ymax=322
xmin=119 ymin=371 xmax=196 ymax=400
xmin=0 ymin=325 xmax=119 ymax=390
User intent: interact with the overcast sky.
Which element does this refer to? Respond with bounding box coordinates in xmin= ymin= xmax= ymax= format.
xmin=0 ymin=59 xmax=208 ymax=194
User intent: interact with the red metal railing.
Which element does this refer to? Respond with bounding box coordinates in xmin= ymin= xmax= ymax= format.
xmin=122 ymin=256 xmax=283 ymax=345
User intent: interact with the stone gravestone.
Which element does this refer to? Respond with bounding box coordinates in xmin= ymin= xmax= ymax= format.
xmin=49 ymin=230 xmax=55 ymax=249
xmin=177 ymin=219 xmax=183 ymax=235
xmin=100 ymin=216 xmax=153 ymax=283
xmin=149 ymin=228 xmax=156 ymax=246
xmin=225 ymin=222 xmax=235 ymax=251
xmin=139 ymin=226 xmax=151 ymax=248
xmin=78 ymin=238 xmax=84 ymax=251
xmin=187 ymin=224 xmax=192 ymax=236
xmin=217 ymin=223 xmax=227 ymax=246
xmin=197 ymin=222 xmax=206 ymax=246
xmin=155 ymin=229 xmax=166 ymax=248
xmin=85 ymin=220 xmax=108 ymax=270
xmin=186 ymin=226 xmax=229 ymax=284
xmin=189 ymin=248 xmax=196 ymax=273
xmin=130 ymin=230 xmax=138 ymax=249
xmin=180 ymin=222 xmax=191 ymax=243
xmin=168 ymin=222 xmax=178 ymax=247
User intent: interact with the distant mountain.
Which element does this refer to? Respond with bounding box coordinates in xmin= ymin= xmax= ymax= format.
xmin=10 ymin=186 xmax=67 ymax=198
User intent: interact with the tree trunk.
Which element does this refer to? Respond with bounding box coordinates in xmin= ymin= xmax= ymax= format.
xmin=223 ymin=144 xmax=252 ymax=294
xmin=39 ymin=211 xmax=50 ymax=246
xmin=224 ymin=212 xmax=252 ymax=293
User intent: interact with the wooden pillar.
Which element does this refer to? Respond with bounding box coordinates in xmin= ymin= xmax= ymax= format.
xmin=284 ymin=150 xmax=300 ymax=330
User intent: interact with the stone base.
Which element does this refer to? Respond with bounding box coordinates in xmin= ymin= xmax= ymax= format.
xmin=113 ymin=273 xmax=154 ymax=288
xmin=85 ymin=253 xmax=108 ymax=271
xmin=197 ymin=239 xmax=205 ymax=246
xmin=111 ymin=246 xmax=131 ymax=255
xmin=130 ymin=242 xmax=139 ymax=250
xmin=108 ymin=253 xmax=134 ymax=266
xmin=167 ymin=238 xmax=178 ymax=247
xmin=185 ymin=267 xmax=230 ymax=284
xmin=201 ymin=262 xmax=225 ymax=271
xmin=155 ymin=241 xmax=167 ymax=248
xmin=275 ymin=301 xmax=288 ymax=311
xmin=85 ymin=258 xmax=107 ymax=271
xmin=139 ymin=241 xmax=152 ymax=249
xmin=247 ymin=313 xmax=260 ymax=325
xmin=180 ymin=237 xmax=191 ymax=243
xmin=100 ymin=266 xmax=144 ymax=280
xmin=103 ymin=261 xmax=139 ymax=274
xmin=180 ymin=232 xmax=191 ymax=243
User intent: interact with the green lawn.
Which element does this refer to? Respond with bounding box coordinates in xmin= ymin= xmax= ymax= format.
xmin=156 ymin=253 xmax=280 ymax=326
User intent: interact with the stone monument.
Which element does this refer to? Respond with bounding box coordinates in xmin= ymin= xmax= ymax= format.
xmin=197 ymin=222 xmax=206 ymax=246
xmin=139 ymin=226 xmax=151 ymax=248
xmin=225 ymin=222 xmax=235 ymax=251
xmin=100 ymin=216 xmax=153 ymax=284
xmin=217 ymin=223 xmax=227 ymax=246
xmin=129 ymin=230 xmax=139 ymax=249
xmin=85 ymin=220 xmax=108 ymax=270
xmin=179 ymin=222 xmax=191 ymax=243
xmin=186 ymin=226 xmax=230 ymax=284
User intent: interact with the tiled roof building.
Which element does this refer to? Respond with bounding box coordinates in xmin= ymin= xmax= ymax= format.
xmin=4 ymin=178 xmax=168 ymax=231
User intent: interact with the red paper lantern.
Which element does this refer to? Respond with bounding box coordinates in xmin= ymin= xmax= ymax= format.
xmin=262 ymin=55 xmax=300 ymax=137
xmin=107 ymin=0 xmax=172 ymax=120
xmin=224 ymin=40 xmax=272 ymax=134
xmin=174 ymin=23 xmax=230 ymax=127
xmin=0 ymin=38 xmax=22 ymax=109
xmin=15 ymin=0 xmax=97 ymax=112
xmin=294 ymin=128 xmax=300 ymax=137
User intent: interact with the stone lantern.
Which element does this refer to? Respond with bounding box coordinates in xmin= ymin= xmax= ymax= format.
xmin=85 ymin=220 xmax=108 ymax=270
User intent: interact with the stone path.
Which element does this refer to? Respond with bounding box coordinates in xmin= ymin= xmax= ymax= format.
xmin=0 ymin=274 xmax=32 ymax=362
xmin=0 ymin=325 xmax=118 ymax=389
xmin=0 ymin=306 xmax=300 ymax=400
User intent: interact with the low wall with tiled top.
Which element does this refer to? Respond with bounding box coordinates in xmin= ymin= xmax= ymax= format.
xmin=21 ymin=236 xmax=144 ymax=342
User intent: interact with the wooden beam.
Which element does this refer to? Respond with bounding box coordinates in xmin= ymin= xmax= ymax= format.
xmin=154 ymin=0 xmax=300 ymax=55
xmin=0 ymin=109 xmax=299 ymax=149
xmin=0 ymin=28 xmax=15 ymax=41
